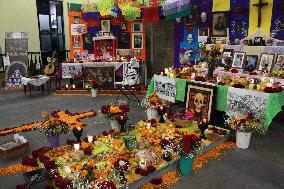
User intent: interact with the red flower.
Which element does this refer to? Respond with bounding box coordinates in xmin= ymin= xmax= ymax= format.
xmin=231 ymin=68 xmax=239 ymax=73
xmin=96 ymin=180 xmax=117 ymax=189
xmin=247 ymin=112 xmax=254 ymax=119
xmin=22 ymin=156 xmax=38 ymax=167
xmin=240 ymin=119 xmax=247 ymax=124
xmin=119 ymin=104 xmax=130 ymax=113
xmin=147 ymin=165 xmax=156 ymax=173
xmin=101 ymin=105 xmax=110 ymax=114
xmin=66 ymin=139 xmax=75 ymax=146
xmin=195 ymin=76 xmax=206 ymax=82
xmin=83 ymin=146 xmax=93 ymax=155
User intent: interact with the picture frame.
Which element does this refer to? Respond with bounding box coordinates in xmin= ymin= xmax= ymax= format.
xmin=100 ymin=19 xmax=111 ymax=32
xmin=103 ymin=32 xmax=111 ymax=36
xmin=212 ymin=12 xmax=229 ymax=37
xmin=222 ymin=49 xmax=234 ymax=65
xmin=198 ymin=28 xmax=210 ymax=37
xmin=132 ymin=33 xmax=143 ymax=49
xmin=185 ymin=83 xmax=216 ymax=123
xmin=73 ymin=16 xmax=80 ymax=24
xmin=99 ymin=31 xmax=104 ymax=36
xmin=258 ymin=53 xmax=275 ymax=73
xmin=232 ymin=52 xmax=246 ymax=68
xmin=254 ymin=37 xmax=263 ymax=46
xmin=246 ymin=55 xmax=258 ymax=71
xmin=83 ymin=66 xmax=115 ymax=89
xmin=132 ymin=23 xmax=143 ymax=32
xmin=184 ymin=7 xmax=198 ymax=25
xmin=119 ymin=32 xmax=131 ymax=49
xmin=274 ymin=54 xmax=284 ymax=70
xmin=121 ymin=22 xmax=127 ymax=30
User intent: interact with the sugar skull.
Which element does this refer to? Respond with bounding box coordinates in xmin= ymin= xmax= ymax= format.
xmin=201 ymin=12 xmax=207 ymax=23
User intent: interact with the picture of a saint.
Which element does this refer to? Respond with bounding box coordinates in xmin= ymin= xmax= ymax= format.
xmin=101 ymin=19 xmax=111 ymax=32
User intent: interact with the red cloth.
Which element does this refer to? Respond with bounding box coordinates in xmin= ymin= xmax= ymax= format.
xmin=143 ymin=7 xmax=160 ymax=23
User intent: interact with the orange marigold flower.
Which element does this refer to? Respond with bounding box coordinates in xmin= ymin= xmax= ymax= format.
xmin=41 ymin=111 xmax=48 ymax=118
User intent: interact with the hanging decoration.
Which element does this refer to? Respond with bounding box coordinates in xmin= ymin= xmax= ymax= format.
xmin=69 ymin=3 xmax=82 ymax=12
xmin=121 ymin=5 xmax=141 ymax=20
xmin=270 ymin=0 xmax=284 ymax=40
xmin=97 ymin=0 xmax=114 ymax=16
xmin=229 ymin=0 xmax=249 ymax=42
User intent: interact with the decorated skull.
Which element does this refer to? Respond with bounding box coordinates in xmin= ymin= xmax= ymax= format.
xmin=187 ymin=33 xmax=193 ymax=43
xmin=201 ymin=12 xmax=207 ymax=22
xmin=193 ymin=93 xmax=205 ymax=112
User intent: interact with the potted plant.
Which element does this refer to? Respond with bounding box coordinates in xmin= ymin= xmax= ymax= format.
xmin=101 ymin=104 xmax=130 ymax=130
xmin=225 ymin=112 xmax=265 ymax=149
xmin=141 ymin=93 xmax=160 ymax=120
xmin=35 ymin=112 xmax=70 ymax=148
xmin=91 ymin=80 xmax=98 ymax=97
xmin=179 ymin=134 xmax=201 ymax=176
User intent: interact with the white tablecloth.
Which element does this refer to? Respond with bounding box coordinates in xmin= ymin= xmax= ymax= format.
xmin=21 ymin=76 xmax=50 ymax=86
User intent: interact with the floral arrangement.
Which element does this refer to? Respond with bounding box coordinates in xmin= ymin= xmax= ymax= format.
xmin=35 ymin=112 xmax=70 ymax=136
xmin=101 ymin=104 xmax=130 ymax=120
xmin=115 ymin=113 xmax=129 ymax=124
xmin=180 ymin=134 xmax=202 ymax=157
xmin=141 ymin=92 xmax=161 ymax=109
xmin=224 ymin=112 xmax=265 ymax=134
xmin=271 ymin=68 xmax=284 ymax=77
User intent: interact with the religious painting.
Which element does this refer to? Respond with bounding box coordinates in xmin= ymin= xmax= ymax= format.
xmin=100 ymin=19 xmax=111 ymax=32
xmin=246 ymin=55 xmax=258 ymax=71
xmin=258 ymin=53 xmax=275 ymax=73
xmin=198 ymin=28 xmax=210 ymax=37
xmin=132 ymin=23 xmax=143 ymax=32
xmin=83 ymin=66 xmax=115 ymax=89
xmin=232 ymin=52 xmax=246 ymax=68
xmin=132 ymin=33 xmax=143 ymax=49
xmin=121 ymin=22 xmax=127 ymax=30
xmin=73 ymin=16 xmax=80 ymax=24
xmin=119 ymin=32 xmax=131 ymax=49
xmin=5 ymin=61 xmax=27 ymax=90
xmin=185 ymin=83 xmax=215 ymax=123
xmin=184 ymin=7 xmax=198 ymax=25
xmin=273 ymin=54 xmax=284 ymax=70
xmin=212 ymin=12 xmax=229 ymax=37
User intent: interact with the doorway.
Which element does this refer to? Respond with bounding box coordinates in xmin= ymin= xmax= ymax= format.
xmin=36 ymin=0 xmax=65 ymax=64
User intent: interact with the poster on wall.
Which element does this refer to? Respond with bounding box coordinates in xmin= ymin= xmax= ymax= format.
xmin=5 ymin=61 xmax=27 ymax=90
xmin=83 ymin=66 xmax=115 ymax=89
xmin=179 ymin=27 xmax=198 ymax=65
xmin=227 ymin=88 xmax=268 ymax=124
xmin=5 ymin=32 xmax=28 ymax=57
xmin=119 ymin=32 xmax=131 ymax=49
xmin=154 ymin=75 xmax=176 ymax=103
xmin=71 ymin=24 xmax=86 ymax=35
xmin=61 ymin=63 xmax=83 ymax=79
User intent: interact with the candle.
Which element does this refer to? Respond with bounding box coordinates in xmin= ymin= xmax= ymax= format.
xmin=249 ymin=84 xmax=254 ymax=90
xmin=164 ymin=68 xmax=169 ymax=75
xmin=139 ymin=159 xmax=147 ymax=169
xmin=146 ymin=123 xmax=151 ymax=129
xmin=87 ymin=135 xmax=93 ymax=143
xmin=74 ymin=143 xmax=80 ymax=151
xmin=250 ymin=78 xmax=255 ymax=84
xmin=266 ymin=83 xmax=273 ymax=87
xmin=65 ymin=84 xmax=69 ymax=89
xmin=191 ymin=73 xmax=196 ymax=80
xmin=72 ymin=84 xmax=75 ymax=89
xmin=217 ymin=77 xmax=221 ymax=83
xmin=160 ymin=72 xmax=164 ymax=76
xmin=256 ymin=84 xmax=261 ymax=91
xmin=269 ymin=79 xmax=274 ymax=83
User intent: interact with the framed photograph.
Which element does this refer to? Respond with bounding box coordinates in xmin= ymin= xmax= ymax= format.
xmin=72 ymin=36 xmax=81 ymax=48
xmin=101 ymin=19 xmax=111 ymax=32
xmin=73 ymin=16 xmax=80 ymax=24
xmin=185 ymin=83 xmax=216 ymax=123
xmin=121 ymin=22 xmax=127 ymax=30
xmin=184 ymin=7 xmax=198 ymax=25
xmin=119 ymin=32 xmax=131 ymax=49
xmin=132 ymin=23 xmax=143 ymax=32
xmin=254 ymin=37 xmax=262 ymax=46
xmin=83 ymin=66 xmax=115 ymax=89
xmin=246 ymin=55 xmax=258 ymax=71
xmin=232 ymin=52 xmax=246 ymax=68
xmin=132 ymin=33 xmax=143 ymax=49
xmin=212 ymin=12 xmax=229 ymax=37
xmin=99 ymin=31 xmax=104 ymax=36
xmin=103 ymin=32 xmax=110 ymax=36
xmin=274 ymin=54 xmax=284 ymax=69
xmin=198 ymin=28 xmax=210 ymax=37
xmin=116 ymin=49 xmax=133 ymax=57
xmin=82 ymin=33 xmax=94 ymax=50
xmin=222 ymin=49 xmax=234 ymax=65
xmin=258 ymin=53 xmax=275 ymax=73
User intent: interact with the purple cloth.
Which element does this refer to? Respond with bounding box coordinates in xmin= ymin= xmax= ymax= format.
xmin=270 ymin=0 xmax=284 ymax=40
xmin=111 ymin=25 xmax=121 ymax=38
xmin=229 ymin=0 xmax=249 ymax=42
xmin=174 ymin=21 xmax=184 ymax=68
xmin=83 ymin=12 xmax=100 ymax=22
xmin=198 ymin=0 xmax=213 ymax=29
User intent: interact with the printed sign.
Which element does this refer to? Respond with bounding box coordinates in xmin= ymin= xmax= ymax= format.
xmin=154 ymin=75 xmax=176 ymax=103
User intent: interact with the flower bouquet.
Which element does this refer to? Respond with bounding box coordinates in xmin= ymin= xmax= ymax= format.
xmin=101 ymin=104 xmax=130 ymax=130
xmin=141 ymin=93 xmax=160 ymax=120
xmin=115 ymin=113 xmax=129 ymax=132
xmin=35 ymin=112 xmax=70 ymax=147
xmin=224 ymin=112 xmax=265 ymax=149
xmin=179 ymin=134 xmax=201 ymax=176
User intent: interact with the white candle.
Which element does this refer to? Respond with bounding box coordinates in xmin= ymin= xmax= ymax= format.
xmin=191 ymin=73 xmax=196 ymax=80
xmin=217 ymin=77 xmax=221 ymax=83
xmin=267 ymin=83 xmax=273 ymax=87
xmin=139 ymin=159 xmax=147 ymax=169
xmin=160 ymin=72 xmax=164 ymax=76
xmin=249 ymin=84 xmax=254 ymax=90
xmin=87 ymin=135 xmax=93 ymax=143
xmin=165 ymin=68 xmax=169 ymax=75
xmin=146 ymin=123 xmax=151 ymax=129
xmin=65 ymin=84 xmax=69 ymax=89
xmin=250 ymin=78 xmax=255 ymax=84
xmin=74 ymin=143 xmax=80 ymax=151
xmin=257 ymin=84 xmax=261 ymax=91
xmin=72 ymin=84 xmax=75 ymax=89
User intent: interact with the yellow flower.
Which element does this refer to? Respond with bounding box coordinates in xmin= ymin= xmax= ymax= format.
xmin=41 ymin=111 xmax=48 ymax=118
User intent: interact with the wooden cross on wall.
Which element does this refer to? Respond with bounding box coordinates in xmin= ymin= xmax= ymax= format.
xmin=253 ymin=0 xmax=268 ymax=27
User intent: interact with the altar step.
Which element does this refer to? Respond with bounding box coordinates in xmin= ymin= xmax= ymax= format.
xmin=54 ymin=88 xmax=146 ymax=96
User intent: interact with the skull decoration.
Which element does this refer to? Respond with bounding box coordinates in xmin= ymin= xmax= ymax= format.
xmin=201 ymin=12 xmax=207 ymax=23
xmin=187 ymin=34 xmax=193 ymax=43
xmin=193 ymin=93 xmax=205 ymax=113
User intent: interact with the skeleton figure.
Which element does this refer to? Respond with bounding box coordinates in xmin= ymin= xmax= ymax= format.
xmin=187 ymin=33 xmax=193 ymax=44
xmin=201 ymin=12 xmax=207 ymax=22
xmin=193 ymin=93 xmax=205 ymax=122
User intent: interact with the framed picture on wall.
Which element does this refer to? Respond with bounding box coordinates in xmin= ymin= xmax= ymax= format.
xmin=132 ymin=33 xmax=143 ymax=49
xmin=121 ymin=22 xmax=127 ymax=30
xmin=198 ymin=28 xmax=210 ymax=37
xmin=184 ymin=7 xmax=198 ymax=25
xmin=212 ymin=12 xmax=229 ymax=37
xmin=119 ymin=32 xmax=131 ymax=49
xmin=132 ymin=23 xmax=143 ymax=32
xmin=258 ymin=53 xmax=275 ymax=73
xmin=232 ymin=52 xmax=246 ymax=68
xmin=73 ymin=16 xmax=80 ymax=24
xmin=185 ymin=83 xmax=216 ymax=123
xmin=101 ymin=19 xmax=111 ymax=32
